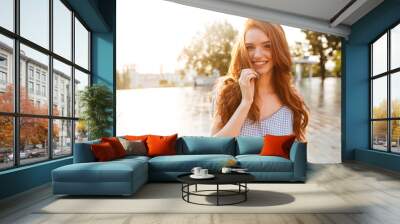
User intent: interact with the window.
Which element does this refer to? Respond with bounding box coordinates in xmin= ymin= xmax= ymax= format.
xmin=29 ymin=67 xmax=34 ymax=80
xmin=370 ymin=23 xmax=400 ymax=154
xmin=20 ymin=117 xmax=49 ymax=165
xmin=52 ymin=119 xmax=72 ymax=158
xmin=53 ymin=59 xmax=72 ymax=117
xmin=74 ymin=69 xmax=89 ymax=119
xmin=42 ymin=85 xmax=46 ymax=97
xmin=0 ymin=54 xmax=7 ymax=88
xmin=28 ymin=81 xmax=34 ymax=94
xmin=53 ymin=0 xmax=72 ymax=60
xmin=20 ymin=0 xmax=49 ymax=49
xmin=75 ymin=18 xmax=89 ymax=70
xmin=0 ymin=71 xmax=6 ymax=85
xmin=35 ymin=70 xmax=41 ymax=81
xmin=0 ymin=0 xmax=91 ymax=170
xmin=36 ymin=84 xmax=40 ymax=95
xmin=74 ymin=69 xmax=89 ymax=142
xmin=0 ymin=34 xmax=13 ymax=113
xmin=0 ymin=0 xmax=13 ymax=32
xmin=0 ymin=116 xmax=13 ymax=170
xmin=0 ymin=54 xmax=7 ymax=67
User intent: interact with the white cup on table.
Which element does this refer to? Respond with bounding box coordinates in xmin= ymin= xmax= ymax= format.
xmin=200 ymin=169 xmax=208 ymax=176
xmin=191 ymin=167 xmax=202 ymax=176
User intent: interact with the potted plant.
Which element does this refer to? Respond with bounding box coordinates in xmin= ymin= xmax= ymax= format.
xmin=79 ymin=84 xmax=113 ymax=140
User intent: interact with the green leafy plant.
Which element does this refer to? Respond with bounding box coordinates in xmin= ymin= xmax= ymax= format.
xmin=79 ymin=84 xmax=113 ymax=140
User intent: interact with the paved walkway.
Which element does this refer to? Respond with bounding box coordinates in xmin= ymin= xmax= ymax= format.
xmin=297 ymin=77 xmax=341 ymax=163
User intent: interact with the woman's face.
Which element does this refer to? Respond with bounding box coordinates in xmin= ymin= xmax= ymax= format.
xmin=244 ymin=28 xmax=273 ymax=76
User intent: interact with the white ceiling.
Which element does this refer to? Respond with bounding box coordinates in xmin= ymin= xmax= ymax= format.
xmin=165 ymin=0 xmax=384 ymax=38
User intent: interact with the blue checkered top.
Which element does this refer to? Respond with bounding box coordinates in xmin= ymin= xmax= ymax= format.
xmin=239 ymin=106 xmax=293 ymax=136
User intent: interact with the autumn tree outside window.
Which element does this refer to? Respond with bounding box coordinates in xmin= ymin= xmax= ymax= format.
xmin=0 ymin=0 xmax=91 ymax=171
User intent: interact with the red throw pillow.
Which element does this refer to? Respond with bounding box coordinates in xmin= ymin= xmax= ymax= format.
xmin=146 ymin=134 xmax=178 ymax=157
xmin=91 ymin=142 xmax=117 ymax=161
xmin=260 ymin=134 xmax=296 ymax=159
xmin=101 ymin=137 xmax=127 ymax=158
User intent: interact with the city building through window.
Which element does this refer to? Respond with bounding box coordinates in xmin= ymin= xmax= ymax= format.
xmin=0 ymin=0 xmax=91 ymax=171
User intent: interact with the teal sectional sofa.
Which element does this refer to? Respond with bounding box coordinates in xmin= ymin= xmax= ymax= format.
xmin=52 ymin=136 xmax=307 ymax=196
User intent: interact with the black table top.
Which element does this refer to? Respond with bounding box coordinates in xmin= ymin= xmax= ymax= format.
xmin=177 ymin=172 xmax=255 ymax=185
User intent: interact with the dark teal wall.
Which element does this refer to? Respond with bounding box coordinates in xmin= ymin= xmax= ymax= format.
xmin=91 ymin=32 xmax=115 ymax=135
xmin=91 ymin=0 xmax=116 ymax=135
xmin=343 ymin=0 xmax=400 ymax=171
xmin=0 ymin=0 xmax=116 ymax=200
xmin=0 ymin=158 xmax=72 ymax=199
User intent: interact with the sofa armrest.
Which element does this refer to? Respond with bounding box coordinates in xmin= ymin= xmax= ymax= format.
xmin=289 ymin=141 xmax=307 ymax=181
xmin=73 ymin=142 xmax=98 ymax=163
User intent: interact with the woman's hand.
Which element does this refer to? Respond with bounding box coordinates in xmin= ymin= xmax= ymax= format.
xmin=239 ymin=68 xmax=258 ymax=105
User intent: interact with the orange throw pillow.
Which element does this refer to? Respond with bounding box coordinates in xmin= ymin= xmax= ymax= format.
xmin=260 ymin=134 xmax=296 ymax=159
xmin=101 ymin=137 xmax=127 ymax=158
xmin=91 ymin=142 xmax=117 ymax=161
xmin=125 ymin=135 xmax=149 ymax=141
xmin=146 ymin=134 xmax=178 ymax=157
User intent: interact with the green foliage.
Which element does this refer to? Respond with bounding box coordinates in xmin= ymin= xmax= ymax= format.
xmin=302 ymin=30 xmax=341 ymax=80
xmin=179 ymin=20 xmax=238 ymax=77
xmin=79 ymin=84 xmax=113 ymax=140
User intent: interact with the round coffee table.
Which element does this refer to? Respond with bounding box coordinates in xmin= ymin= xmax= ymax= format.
xmin=177 ymin=172 xmax=255 ymax=206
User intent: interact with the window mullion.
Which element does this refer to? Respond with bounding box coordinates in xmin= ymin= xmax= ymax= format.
xmin=388 ymin=29 xmax=391 ymax=153
xmin=370 ymin=45 xmax=373 ymax=149
xmin=71 ymin=10 xmax=76 ymax=155
xmin=48 ymin=0 xmax=54 ymax=160
xmin=13 ymin=0 xmax=21 ymax=167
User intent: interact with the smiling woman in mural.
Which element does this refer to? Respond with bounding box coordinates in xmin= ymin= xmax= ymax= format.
xmin=211 ymin=19 xmax=309 ymax=141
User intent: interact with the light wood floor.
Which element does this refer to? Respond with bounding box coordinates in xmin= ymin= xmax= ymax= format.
xmin=1 ymin=162 xmax=400 ymax=224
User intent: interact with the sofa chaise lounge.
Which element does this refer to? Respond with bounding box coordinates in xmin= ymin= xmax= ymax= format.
xmin=52 ymin=136 xmax=307 ymax=196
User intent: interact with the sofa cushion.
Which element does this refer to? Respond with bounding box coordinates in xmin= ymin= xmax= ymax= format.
xmin=115 ymin=155 xmax=150 ymax=163
xmin=101 ymin=137 xmax=127 ymax=158
xmin=236 ymin=155 xmax=293 ymax=172
xmin=91 ymin=142 xmax=118 ymax=161
xmin=52 ymin=159 xmax=147 ymax=183
xmin=177 ymin=136 xmax=236 ymax=155
xmin=118 ymin=138 xmax=147 ymax=156
xmin=260 ymin=134 xmax=296 ymax=159
xmin=236 ymin=136 xmax=263 ymax=155
xmin=148 ymin=154 xmax=235 ymax=172
xmin=125 ymin=135 xmax=149 ymax=141
xmin=147 ymin=134 xmax=178 ymax=157
xmin=74 ymin=139 xmax=100 ymax=163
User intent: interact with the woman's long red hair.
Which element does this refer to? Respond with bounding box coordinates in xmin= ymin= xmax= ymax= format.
xmin=215 ymin=19 xmax=309 ymax=141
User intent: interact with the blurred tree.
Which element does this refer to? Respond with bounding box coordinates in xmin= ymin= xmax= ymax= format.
xmin=372 ymin=100 xmax=388 ymax=141
xmin=302 ymin=30 xmax=341 ymax=80
xmin=0 ymin=85 xmax=57 ymax=149
xmin=291 ymin=41 xmax=306 ymax=58
xmin=0 ymin=116 xmax=12 ymax=149
xmin=372 ymin=99 xmax=387 ymax=119
xmin=371 ymin=99 xmax=400 ymax=145
xmin=331 ymin=49 xmax=341 ymax=77
xmin=76 ymin=119 xmax=87 ymax=140
xmin=179 ymin=20 xmax=238 ymax=77
xmin=116 ymin=68 xmax=131 ymax=89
